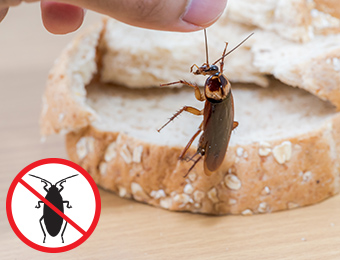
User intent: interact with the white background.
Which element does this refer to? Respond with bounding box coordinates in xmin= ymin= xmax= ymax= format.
xmin=11 ymin=163 xmax=97 ymax=248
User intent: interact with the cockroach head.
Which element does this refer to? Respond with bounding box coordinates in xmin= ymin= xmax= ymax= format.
xmin=191 ymin=63 xmax=219 ymax=76
xmin=205 ymin=74 xmax=231 ymax=102
xmin=49 ymin=185 xmax=58 ymax=192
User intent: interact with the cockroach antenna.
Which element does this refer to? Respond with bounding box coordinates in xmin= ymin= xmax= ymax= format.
xmin=213 ymin=32 xmax=254 ymax=65
xmin=29 ymin=174 xmax=52 ymax=186
xmin=55 ymin=174 xmax=78 ymax=186
xmin=204 ymin=28 xmax=209 ymax=65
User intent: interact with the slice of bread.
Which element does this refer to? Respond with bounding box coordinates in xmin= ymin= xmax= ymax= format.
xmin=64 ymin=80 xmax=340 ymax=215
xmin=227 ymin=0 xmax=340 ymax=43
xmin=40 ymin=19 xmax=340 ymax=215
xmin=98 ymin=15 xmax=340 ymax=108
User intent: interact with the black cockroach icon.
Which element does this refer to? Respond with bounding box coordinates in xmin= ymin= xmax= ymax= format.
xmin=29 ymin=174 xmax=78 ymax=243
xmin=158 ymin=29 xmax=253 ymax=177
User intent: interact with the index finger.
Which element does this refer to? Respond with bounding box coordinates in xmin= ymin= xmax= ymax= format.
xmin=0 ymin=0 xmax=37 ymax=8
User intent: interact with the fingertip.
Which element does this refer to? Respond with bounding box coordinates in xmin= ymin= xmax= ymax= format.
xmin=0 ymin=8 xmax=9 ymax=23
xmin=128 ymin=0 xmax=227 ymax=32
xmin=41 ymin=1 xmax=84 ymax=34
xmin=182 ymin=0 xmax=228 ymax=28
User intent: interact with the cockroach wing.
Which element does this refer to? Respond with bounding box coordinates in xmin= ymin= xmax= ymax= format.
xmin=201 ymin=90 xmax=234 ymax=175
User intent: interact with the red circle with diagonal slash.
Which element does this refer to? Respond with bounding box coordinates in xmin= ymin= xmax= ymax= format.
xmin=6 ymin=158 xmax=101 ymax=253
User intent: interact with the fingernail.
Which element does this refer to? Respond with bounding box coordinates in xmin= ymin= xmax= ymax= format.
xmin=182 ymin=0 xmax=227 ymax=26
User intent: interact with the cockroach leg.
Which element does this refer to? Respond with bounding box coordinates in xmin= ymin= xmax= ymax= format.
xmin=184 ymin=156 xmax=202 ymax=178
xmin=220 ymin=42 xmax=229 ymax=73
xmin=178 ymin=80 xmax=205 ymax=101
xmin=158 ymin=106 xmax=203 ymax=132
xmin=194 ymin=88 xmax=206 ymax=102
xmin=179 ymin=123 xmax=203 ymax=160
xmin=61 ymin=221 xmax=68 ymax=243
xmin=161 ymin=80 xmax=205 ymax=101
xmin=190 ymin=63 xmax=209 ymax=73
xmin=39 ymin=216 xmax=46 ymax=243
xmin=233 ymin=121 xmax=239 ymax=130
xmin=160 ymin=81 xmax=182 ymax=87
xmin=183 ymin=151 xmax=199 ymax=162
xmin=190 ymin=64 xmax=199 ymax=73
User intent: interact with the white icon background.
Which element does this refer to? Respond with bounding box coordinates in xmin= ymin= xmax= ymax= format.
xmin=11 ymin=163 xmax=97 ymax=247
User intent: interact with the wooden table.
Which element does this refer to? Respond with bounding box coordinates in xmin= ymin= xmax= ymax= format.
xmin=1 ymin=3 xmax=340 ymax=259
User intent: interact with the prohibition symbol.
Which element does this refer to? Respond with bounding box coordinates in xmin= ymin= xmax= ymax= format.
xmin=6 ymin=158 xmax=101 ymax=253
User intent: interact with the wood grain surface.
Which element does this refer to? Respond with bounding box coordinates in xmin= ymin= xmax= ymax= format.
xmin=1 ymin=3 xmax=340 ymax=260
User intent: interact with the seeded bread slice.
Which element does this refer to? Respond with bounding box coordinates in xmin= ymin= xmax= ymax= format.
xmin=63 ymin=80 xmax=340 ymax=215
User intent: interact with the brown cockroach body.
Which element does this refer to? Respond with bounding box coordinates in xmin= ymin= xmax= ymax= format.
xmin=158 ymin=30 xmax=252 ymax=176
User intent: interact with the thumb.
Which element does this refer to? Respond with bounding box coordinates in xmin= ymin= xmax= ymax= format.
xmin=55 ymin=0 xmax=228 ymax=32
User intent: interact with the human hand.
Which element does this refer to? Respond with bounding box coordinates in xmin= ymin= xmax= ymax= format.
xmin=0 ymin=0 xmax=228 ymax=34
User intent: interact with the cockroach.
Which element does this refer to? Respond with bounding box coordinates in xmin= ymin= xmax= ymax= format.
xmin=158 ymin=29 xmax=253 ymax=177
xmin=29 ymin=174 xmax=78 ymax=243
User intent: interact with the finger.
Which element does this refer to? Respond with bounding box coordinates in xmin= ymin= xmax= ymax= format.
xmin=41 ymin=0 xmax=84 ymax=34
xmin=52 ymin=0 xmax=228 ymax=32
xmin=0 ymin=0 xmax=37 ymax=8
xmin=0 ymin=7 xmax=8 ymax=22
xmin=0 ymin=1 xmax=21 ymax=8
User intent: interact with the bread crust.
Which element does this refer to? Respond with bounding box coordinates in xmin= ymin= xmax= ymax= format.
xmin=314 ymin=0 xmax=340 ymax=20
xmin=251 ymin=31 xmax=340 ymax=109
xmin=65 ymin=118 xmax=340 ymax=215
xmin=227 ymin=0 xmax=340 ymax=42
xmin=40 ymin=22 xmax=104 ymax=135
